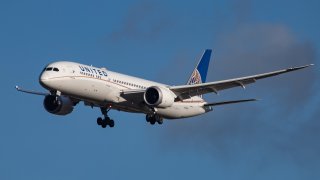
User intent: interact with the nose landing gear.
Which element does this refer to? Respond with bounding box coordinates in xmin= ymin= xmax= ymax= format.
xmin=97 ymin=107 xmax=115 ymax=128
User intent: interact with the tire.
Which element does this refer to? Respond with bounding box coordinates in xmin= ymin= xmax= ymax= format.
xmin=150 ymin=120 xmax=156 ymax=125
xmin=146 ymin=114 xmax=152 ymax=122
xmin=109 ymin=120 xmax=115 ymax=128
xmin=97 ymin=117 xmax=103 ymax=125
xmin=101 ymin=124 xmax=107 ymax=128
xmin=157 ymin=120 xmax=163 ymax=125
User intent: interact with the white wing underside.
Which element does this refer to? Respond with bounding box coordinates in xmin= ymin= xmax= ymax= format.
xmin=121 ymin=64 xmax=313 ymax=102
xmin=170 ymin=64 xmax=313 ymax=100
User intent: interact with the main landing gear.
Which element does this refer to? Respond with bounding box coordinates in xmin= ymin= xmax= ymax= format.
xmin=96 ymin=108 xmax=164 ymax=128
xmin=146 ymin=114 xmax=163 ymax=125
xmin=97 ymin=107 xmax=115 ymax=128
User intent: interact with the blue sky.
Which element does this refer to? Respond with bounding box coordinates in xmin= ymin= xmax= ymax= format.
xmin=1 ymin=0 xmax=319 ymax=179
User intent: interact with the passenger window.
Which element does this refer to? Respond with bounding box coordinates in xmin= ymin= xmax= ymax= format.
xmin=53 ymin=68 xmax=59 ymax=72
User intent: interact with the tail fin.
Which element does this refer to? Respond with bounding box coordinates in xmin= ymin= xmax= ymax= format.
xmin=187 ymin=49 xmax=212 ymax=85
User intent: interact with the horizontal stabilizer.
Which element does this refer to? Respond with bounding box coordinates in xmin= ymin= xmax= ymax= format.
xmin=204 ymin=98 xmax=258 ymax=107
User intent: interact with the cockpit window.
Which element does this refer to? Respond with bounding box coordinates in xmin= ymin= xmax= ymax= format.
xmin=43 ymin=67 xmax=59 ymax=72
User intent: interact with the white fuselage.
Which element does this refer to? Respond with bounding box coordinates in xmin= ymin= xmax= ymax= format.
xmin=39 ymin=61 xmax=211 ymax=119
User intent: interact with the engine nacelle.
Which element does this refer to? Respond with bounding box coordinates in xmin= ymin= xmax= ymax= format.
xmin=43 ymin=95 xmax=74 ymax=115
xmin=144 ymin=86 xmax=175 ymax=108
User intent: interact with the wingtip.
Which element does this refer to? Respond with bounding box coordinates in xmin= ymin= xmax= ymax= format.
xmin=288 ymin=64 xmax=314 ymax=71
xmin=304 ymin=64 xmax=314 ymax=68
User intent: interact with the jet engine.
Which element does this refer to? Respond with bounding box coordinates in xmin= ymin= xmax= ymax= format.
xmin=143 ymin=86 xmax=175 ymax=108
xmin=43 ymin=95 xmax=74 ymax=115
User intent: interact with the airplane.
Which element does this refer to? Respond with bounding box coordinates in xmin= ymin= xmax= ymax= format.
xmin=16 ymin=49 xmax=313 ymax=128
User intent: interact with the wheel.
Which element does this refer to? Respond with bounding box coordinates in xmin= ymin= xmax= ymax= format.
xmin=109 ymin=120 xmax=115 ymax=128
xmin=101 ymin=120 xmax=108 ymax=128
xmin=97 ymin=117 xmax=103 ymax=125
xmin=150 ymin=120 xmax=156 ymax=125
xmin=146 ymin=114 xmax=152 ymax=122
xmin=153 ymin=115 xmax=163 ymax=125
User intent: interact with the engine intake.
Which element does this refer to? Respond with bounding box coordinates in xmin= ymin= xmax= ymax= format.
xmin=43 ymin=95 xmax=74 ymax=115
xmin=144 ymin=86 xmax=175 ymax=108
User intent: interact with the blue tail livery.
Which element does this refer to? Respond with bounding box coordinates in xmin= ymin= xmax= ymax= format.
xmin=187 ymin=49 xmax=212 ymax=85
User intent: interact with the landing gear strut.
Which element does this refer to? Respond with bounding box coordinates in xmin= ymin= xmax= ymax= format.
xmin=97 ymin=107 xmax=115 ymax=128
xmin=146 ymin=114 xmax=163 ymax=125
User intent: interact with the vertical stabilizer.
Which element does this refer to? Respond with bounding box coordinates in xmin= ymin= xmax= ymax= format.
xmin=187 ymin=49 xmax=212 ymax=85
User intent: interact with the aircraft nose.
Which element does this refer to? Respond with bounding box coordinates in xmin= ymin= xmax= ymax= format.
xmin=39 ymin=71 xmax=48 ymax=80
xmin=39 ymin=72 xmax=50 ymax=88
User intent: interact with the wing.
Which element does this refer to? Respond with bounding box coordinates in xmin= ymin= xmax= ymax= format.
xmin=170 ymin=64 xmax=313 ymax=100
xmin=120 ymin=89 xmax=145 ymax=104
xmin=15 ymin=86 xmax=49 ymax=96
